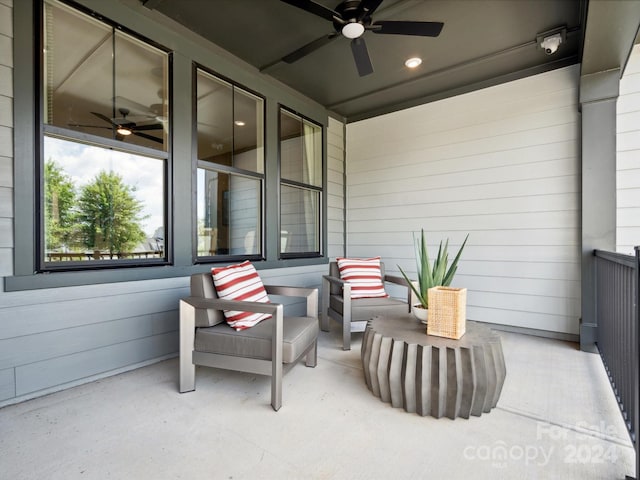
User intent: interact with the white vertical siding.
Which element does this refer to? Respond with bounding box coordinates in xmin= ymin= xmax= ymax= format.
xmin=327 ymin=116 xmax=345 ymax=259
xmin=346 ymin=65 xmax=581 ymax=336
xmin=617 ymin=44 xmax=640 ymax=254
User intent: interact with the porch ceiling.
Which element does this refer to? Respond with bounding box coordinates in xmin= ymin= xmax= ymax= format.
xmin=140 ymin=0 xmax=592 ymax=121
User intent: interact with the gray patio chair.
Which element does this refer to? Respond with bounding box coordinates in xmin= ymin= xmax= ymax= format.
xmin=180 ymin=272 xmax=319 ymax=411
xmin=321 ymin=261 xmax=411 ymax=350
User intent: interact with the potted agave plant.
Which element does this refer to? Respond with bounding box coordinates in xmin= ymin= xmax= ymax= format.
xmin=398 ymin=229 xmax=469 ymax=323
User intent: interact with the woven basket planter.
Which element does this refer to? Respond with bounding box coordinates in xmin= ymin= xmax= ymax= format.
xmin=427 ymin=286 xmax=467 ymax=339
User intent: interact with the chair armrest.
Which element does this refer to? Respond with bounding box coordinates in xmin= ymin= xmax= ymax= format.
xmin=384 ymin=275 xmax=412 ymax=312
xmin=180 ymin=296 xmax=281 ymax=316
xmin=322 ymin=274 xmax=350 ymax=311
xmin=264 ymin=285 xmax=318 ymax=319
xmin=322 ymin=274 xmax=345 ymax=287
xmin=264 ymin=285 xmax=316 ymax=297
xmin=384 ymin=274 xmax=410 ymax=287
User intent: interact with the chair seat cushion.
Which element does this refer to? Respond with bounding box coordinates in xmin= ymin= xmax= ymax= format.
xmin=195 ymin=316 xmax=319 ymax=363
xmin=330 ymin=294 xmax=408 ymax=322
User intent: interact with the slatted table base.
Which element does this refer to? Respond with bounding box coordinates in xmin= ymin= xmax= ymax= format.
xmin=362 ymin=316 xmax=506 ymax=419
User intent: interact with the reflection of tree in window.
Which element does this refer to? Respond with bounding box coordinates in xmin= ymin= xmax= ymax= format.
xmin=41 ymin=0 xmax=169 ymax=267
xmin=77 ymin=171 xmax=148 ymax=256
xmin=43 ymin=137 xmax=165 ymax=262
xmin=44 ymin=160 xmax=76 ymax=251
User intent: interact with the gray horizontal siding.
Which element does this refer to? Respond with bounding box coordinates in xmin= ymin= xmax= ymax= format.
xmin=0 ymin=367 xmax=14 ymax=401
xmin=0 ymin=276 xmax=187 ymax=402
xmin=0 ymin=311 xmax=177 ymax=369
xmin=0 ymin=296 xmax=181 ymax=342
xmin=0 ymin=155 xmax=11 ymax=188
xmin=346 ymin=65 xmax=581 ymax=336
xmin=0 ymin=264 xmax=325 ymax=405
xmin=0 ymin=94 xmax=10 ymax=126
xmin=0 ymin=0 xmax=11 ymax=278
xmin=0 ymin=218 xmax=11 ymax=247
xmin=327 ymin=117 xmax=345 ymax=259
xmin=0 ymin=64 xmax=12 ymax=97
xmin=15 ymin=332 xmax=178 ymax=396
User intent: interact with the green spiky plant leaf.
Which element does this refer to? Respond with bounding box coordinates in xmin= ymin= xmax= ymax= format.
xmin=398 ymin=230 xmax=468 ymax=309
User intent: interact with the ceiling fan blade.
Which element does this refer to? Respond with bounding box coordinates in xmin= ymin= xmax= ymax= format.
xmin=282 ymin=33 xmax=338 ymax=64
xmin=132 ymin=131 xmax=163 ymax=143
xmin=90 ymin=111 xmax=117 ymax=127
xmin=350 ymin=37 xmax=373 ymax=77
xmin=280 ymin=0 xmax=341 ymax=22
xmin=133 ymin=123 xmax=164 ymax=131
xmin=372 ymin=21 xmax=444 ymax=37
xmin=68 ymin=123 xmax=113 ymax=130
xmin=113 ymin=96 xmax=157 ymax=117
xmin=357 ymin=0 xmax=384 ymax=19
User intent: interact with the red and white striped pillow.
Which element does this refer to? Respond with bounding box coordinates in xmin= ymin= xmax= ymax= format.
xmin=211 ymin=261 xmax=271 ymax=330
xmin=336 ymin=256 xmax=388 ymax=299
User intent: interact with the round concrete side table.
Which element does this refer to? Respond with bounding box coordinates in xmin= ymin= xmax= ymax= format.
xmin=361 ymin=314 xmax=506 ymax=419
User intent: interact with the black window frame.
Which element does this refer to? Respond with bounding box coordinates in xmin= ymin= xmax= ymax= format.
xmin=278 ymin=106 xmax=324 ymax=260
xmin=6 ymin=0 xmax=329 ymax=292
xmin=36 ymin=0 xmax=173 ymax=273
xmin=193 ymin=64 xmax=267 ymax=264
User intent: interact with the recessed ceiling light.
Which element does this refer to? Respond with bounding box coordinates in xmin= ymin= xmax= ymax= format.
xmin=234 ymin=120 xmax=245 ymax=126
xmin=404 ymin=57 xmax=422 ymax=69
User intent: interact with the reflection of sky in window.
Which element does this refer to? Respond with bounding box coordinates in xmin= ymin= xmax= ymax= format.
xmin=197 ymin=169 xmax=204 ymax=225
xmin=44 ymin=136 xmax=164 ymax=237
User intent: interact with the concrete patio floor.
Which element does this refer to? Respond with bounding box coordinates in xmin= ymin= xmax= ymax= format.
xmin=0 ymin=326 xmax=635 ymax=479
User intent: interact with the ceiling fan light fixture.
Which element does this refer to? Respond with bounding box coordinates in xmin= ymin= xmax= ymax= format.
xmin=404 ymin=57 xmax=422 ymax=68
xmin=342 ymin=22 xmax=365 ymax=39
xmin=278 ymin=0 xmax=445 ymax=78
xmin=116 ymin=126 xmax=133 ymax=136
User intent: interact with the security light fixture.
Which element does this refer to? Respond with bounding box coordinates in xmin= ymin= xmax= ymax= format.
xmin=537 ymin=27 xmax=566 ymax=55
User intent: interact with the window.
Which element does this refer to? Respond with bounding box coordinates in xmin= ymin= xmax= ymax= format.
xmin=279 ymin=108 xmax=323 ymax=257
xmin=195 ymin=68 xmax=265 ymax=259
xmin=8 ymin=0 xmax=331 ymax=291
xmin=41 ymin=0 xmax=169 ymax=269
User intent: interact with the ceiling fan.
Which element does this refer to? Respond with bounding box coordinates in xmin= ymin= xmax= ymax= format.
xmin=69 ymin=108 xmax=164 ymax=143
xmin=114 ymin=95 xmax=169 ymax=123
xmin=278 ymin=0 xmax=444 ymax=76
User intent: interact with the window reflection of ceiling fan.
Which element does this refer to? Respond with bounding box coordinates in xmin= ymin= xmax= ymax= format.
xmin=114 ymin=95 xmax=168 ymax=123
xmin=69 ymin=108 xmax=163 ymax=143
xmin=278 ymin=0 xmax=444 ymax=77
